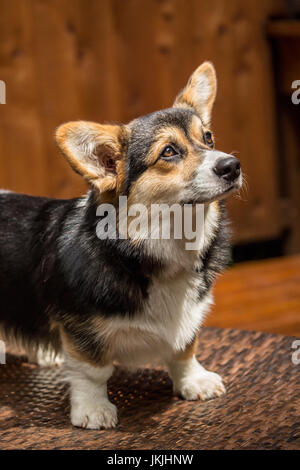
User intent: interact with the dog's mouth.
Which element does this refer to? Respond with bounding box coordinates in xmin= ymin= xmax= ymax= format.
xmin=209 ymin=181 xmax=241 ymax=202
xmin=183 ymin=179 xmax=241 ymax=205
xmin=223 ymin=184 xmax=236 ymax=194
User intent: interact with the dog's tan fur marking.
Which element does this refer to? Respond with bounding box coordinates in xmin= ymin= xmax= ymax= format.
xmin=58 ymin=323 xmax=109 ymax=367
xmin=56 ymin=122 xmax=129 ymax=195
xmin=59 ymin=326 xmax=90 ymax=364
xmin=90 ymin=316 xmax=160 ymax=364
xmin=173 ymin=336 xmax=198 ymax=361
xmin=145 ymin=126 xmax=188 ymax=166
xmin=128 ymin=128 xmax=202 ymax=208
xmin=189 ymin=114 xmax=214 ymax=150
xmin=189 ymin=115 xmax=203 ymax=143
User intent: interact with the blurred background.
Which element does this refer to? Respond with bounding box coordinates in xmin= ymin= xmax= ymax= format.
xmin=0 ymin=0 xmax=299 ymax=335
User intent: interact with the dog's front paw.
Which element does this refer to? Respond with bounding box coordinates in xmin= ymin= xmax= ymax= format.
xmin=176 ymin=369 xmax=226 ymax=401
xmin=71 ymin=399 xmax=118 ymax=429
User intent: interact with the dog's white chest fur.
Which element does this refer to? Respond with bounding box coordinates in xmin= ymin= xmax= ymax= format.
xmin=142 ymin=273 xmax=212 ymax=350
xmin=97 ymin=203 xmax=219 ymax=366
xmin=98 ymin=268 xmax=212 ymax=366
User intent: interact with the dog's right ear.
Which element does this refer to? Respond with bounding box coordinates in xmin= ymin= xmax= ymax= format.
xmin=56 ymin=121 xmax=127 ymax=193
xmin=173 ymin=61 xmax=217 ymax=127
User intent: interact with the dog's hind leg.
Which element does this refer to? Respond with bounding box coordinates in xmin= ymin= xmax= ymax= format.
xmin=27 ymin=346 xmax=63 ymax=366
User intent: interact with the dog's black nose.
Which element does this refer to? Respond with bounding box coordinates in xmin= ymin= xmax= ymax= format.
xmin=213 ymin=157 xmax=241 ymax=182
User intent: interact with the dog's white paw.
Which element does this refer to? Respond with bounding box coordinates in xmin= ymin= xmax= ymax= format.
xmin=170 ymin=357 xmax=226 ymax=401
xmin=176 ymin=369 xmax=226 ymax=401
xmin=71 ymin=399 xmax=118 ymax=430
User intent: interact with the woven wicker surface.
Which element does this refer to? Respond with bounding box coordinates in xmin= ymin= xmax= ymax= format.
xmin=0 ymin=327 xmax=299 ymax=450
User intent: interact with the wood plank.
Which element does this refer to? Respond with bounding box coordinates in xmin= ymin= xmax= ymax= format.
xmin=206 ymin=255 xmax=300 ymax=336
xmin=268 ymin=20 xmax=300 ymax=38
xmin=278 ymin=101 xmax=300 ymax=253
xmin=0 ymin=0 xmax=47 ymax=196
xmin=30 ymin=0 xmax=87 ymax=198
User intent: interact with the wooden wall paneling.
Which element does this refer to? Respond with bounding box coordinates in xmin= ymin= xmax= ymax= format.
xmin=72 ymin=0 xmax=123 ymax=123
xmin=227 ymin=1 xmax=281 ymax=243
xmin=213 ymin=0 xmax=281 ymax=243
xmin=280 ymin=100 xmax=300 ymax=254
xmin=189 ymin=0 xmax=238 ymax=176
xmin=112 ymin=0 xmax=165 ymax=123
xmin=0 ymin=0 xmax=285 ymax=245
xmin=170 ymin=0 xmax=282 ymax=244
xmin=269 ymin=30 xmax=300 ymax=254
xmin=30 ymin=0 xmax=87 ymax=198
xmin=0 ymin=0 xmax=47 ymax=196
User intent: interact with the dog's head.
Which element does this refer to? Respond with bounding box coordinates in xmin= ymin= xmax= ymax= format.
xmin=56 ymin=62 xmax=242 ymax=206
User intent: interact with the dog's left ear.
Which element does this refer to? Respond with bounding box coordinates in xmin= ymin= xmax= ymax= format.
xmin=174 ymin=61 xmax=217 ymax=126
xmin=56 ymin=121 xmax=127 ymax=193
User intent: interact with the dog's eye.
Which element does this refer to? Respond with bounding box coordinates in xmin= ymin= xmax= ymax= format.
xmin=160 ymin=145 xmax=178 ymax=160
xmin=204 ymin=131 xmax=214 ymax=148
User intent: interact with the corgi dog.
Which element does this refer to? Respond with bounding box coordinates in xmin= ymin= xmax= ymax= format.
xmin=0 ymin=62 xmax=242 ymax=429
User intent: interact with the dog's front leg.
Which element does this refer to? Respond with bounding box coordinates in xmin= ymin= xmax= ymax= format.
xmin=64 ymin=356 xmax=117 ymax=429
xmin=167 ymin=337 xmax=226 ymax=401
xmin=61 ymin=329 xmax=117 ymax=429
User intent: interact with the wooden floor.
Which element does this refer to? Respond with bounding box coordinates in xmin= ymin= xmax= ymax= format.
xmin=206 ymin=255 xmax=300 ymax=337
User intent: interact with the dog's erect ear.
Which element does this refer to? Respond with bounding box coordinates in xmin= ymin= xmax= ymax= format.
xmin=56 ymin=121 xmax=127 ymax=193
xmin=173 ymin=61 xmax=217 ymax=126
